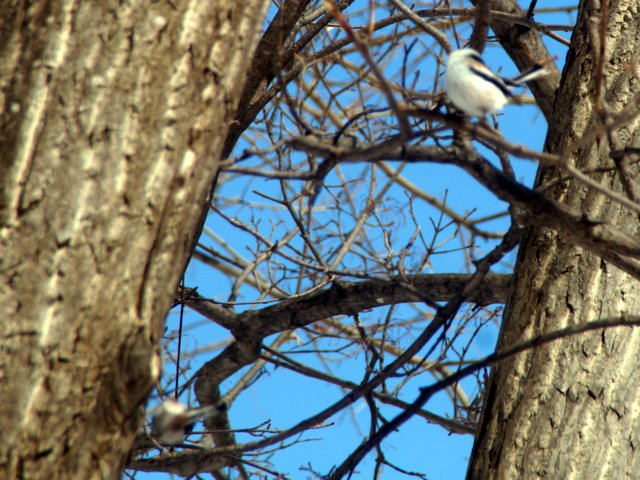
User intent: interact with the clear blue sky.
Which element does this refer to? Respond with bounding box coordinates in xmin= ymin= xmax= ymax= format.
xmin=134 ymin=2 xmax=574 ymax=478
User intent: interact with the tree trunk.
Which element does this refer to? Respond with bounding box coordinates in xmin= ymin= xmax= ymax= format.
xmin=468 ymin=1 xmax=640 ymax=478
xmin=0 ymin=1 xmax=268 ymax=478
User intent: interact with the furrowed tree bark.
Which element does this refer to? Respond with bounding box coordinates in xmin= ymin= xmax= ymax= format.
xmin=468 ymin=1 xmax=640 ymax=478
xmin=0 ymin=1 xmax=268 ymax=478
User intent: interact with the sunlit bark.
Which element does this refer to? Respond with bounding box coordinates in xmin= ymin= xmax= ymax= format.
xmin=0 ymin=1 xmax=268 ymax=477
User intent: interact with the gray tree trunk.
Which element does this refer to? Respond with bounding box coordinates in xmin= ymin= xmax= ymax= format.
xmin=0 ymin=1 xmax=268 ymax=478
xmin=468 ymin=1 xmax=640 ymax=478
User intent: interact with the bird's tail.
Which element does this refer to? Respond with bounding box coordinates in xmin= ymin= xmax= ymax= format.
xmin=505 ymin=61 xmax=551 ymax=87
xmin=186 ymin=401 xmax=228 ymax=423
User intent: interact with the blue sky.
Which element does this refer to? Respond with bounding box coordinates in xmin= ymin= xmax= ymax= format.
xmin=134 ymin=2 xmax=576 ymax=479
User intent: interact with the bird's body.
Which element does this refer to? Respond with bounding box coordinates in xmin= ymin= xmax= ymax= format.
xmin=444 ymin=48 xmax=549 ymax=117
xmin=150 ymin=398 xmax=227 ymax=444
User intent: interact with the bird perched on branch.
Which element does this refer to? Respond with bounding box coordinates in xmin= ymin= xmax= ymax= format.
xmin=445 ymin=48 xmax=550 ymax=117
xmin=150 ymin=398 xmax=227 ymax=444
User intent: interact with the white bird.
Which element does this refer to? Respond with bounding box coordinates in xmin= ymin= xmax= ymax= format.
xmin=150 ymin=398 xmax=227 ymax=444
xmin=444 ymin=48 xmax=549 ymax=117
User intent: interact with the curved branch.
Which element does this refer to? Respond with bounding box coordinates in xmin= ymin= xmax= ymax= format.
xmin=185 ymin=273 xmax=511 ymax=334
xmin=287 ymin=132 xmax=640 ymax=278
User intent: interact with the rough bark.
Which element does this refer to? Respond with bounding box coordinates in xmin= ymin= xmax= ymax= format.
xmin=468 ymin=1 xmax=640 ymax=478
xmin=0 ymin=1 xmax=268 ymax=478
